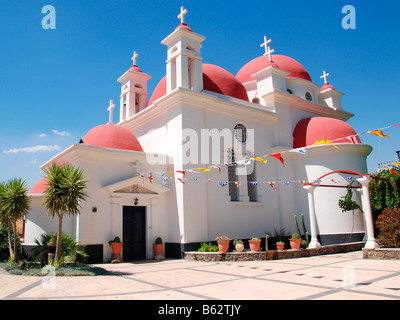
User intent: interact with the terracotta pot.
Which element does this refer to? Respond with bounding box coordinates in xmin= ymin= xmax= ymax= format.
xmin=248 ymin=240 xmax=261 ymax=252
xmin=217 ymin=241 xmax=230 ymax=253
xmin=276 ymin=243 xmax=285 ymax=251
xmin=235 ymin=243 xmax=244 ymax=252
xmin=153 ymin=243 xmax=164 ymax=256
xmin=289 ymin=238 xmax=301 ymax=250
xmin=111 ymin=242 xmax=123 ymax=255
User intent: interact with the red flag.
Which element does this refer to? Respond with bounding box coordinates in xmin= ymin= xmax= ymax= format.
xmin=176 ymin=170 xmax=186 ymax=178
xmin=177 ymin=178 xmax=185 ymax=184
xmin=269 ymin=153 xmax=285 ymax=167
xmin=235 ymin=181 xmax=241 ymax=188
xmin=390 ymin=168 xmax=399 ymax=176
xmin=149 ymin=175 xmax=154 ymax=183
xmin=269 ymin=182 xmax=276 ymax=189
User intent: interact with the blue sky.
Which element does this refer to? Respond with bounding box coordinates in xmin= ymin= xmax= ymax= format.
xmin=0 ymin=0 xmax=399 ymax=189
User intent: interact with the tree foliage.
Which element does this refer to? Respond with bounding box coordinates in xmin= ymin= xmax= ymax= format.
xmin=369 ymin=168 xmax=400 ymax=218
xmin=43 ymin=163 xmax=87 ymax=263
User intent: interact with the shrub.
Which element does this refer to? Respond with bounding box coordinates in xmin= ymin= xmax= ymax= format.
xmin=375 ymin=208 xmax=400 ymax=248
xmin=198 ymin=242 xmax=219 ymax=252
xmin=31 ymin=233 xmax=88 ymax=265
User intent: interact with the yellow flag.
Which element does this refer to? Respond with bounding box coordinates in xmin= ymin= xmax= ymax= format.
xmin=313 ymin=137 xmax=340 ymax=150
xmin=251 ymin=157 xmax=268 ymax=164
xmin=195 ymin=168 xmax=212 ymax=172
xmin=167 ymin=171 xmax=174 ymax=176
xmin=368 ymin=130 xmax=390 ymax=138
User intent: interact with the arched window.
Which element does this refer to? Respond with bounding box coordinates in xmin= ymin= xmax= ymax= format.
xmin=227 ymin=148 xmax=239 ymax=202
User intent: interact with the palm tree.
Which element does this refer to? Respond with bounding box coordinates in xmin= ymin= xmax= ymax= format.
xmin=0 ymin=178 xmax=30 ymax=263
xmin=43 ymin=163 xmax=87 ymax=263
xmin=0 ymin=181 xmax=13 ymax=259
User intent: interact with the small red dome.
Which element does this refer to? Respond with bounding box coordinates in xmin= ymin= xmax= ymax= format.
xmin=236 ymin=54 xmax=312 ymax=84
xmin=320 ymin=83 xmax=335 ymax=91
xmin=175 ymin=23 xmax=193 ymax=32
xmin=82 ymin=123 xmax=143 ymax=152
xmin=129 ymin=65 xmax=142 ymax=73
xmin=29 ymin=177 xmax=48 ymax=195
xmin=148 ymin=63 xmax=249 ymax=106
xmin=293 ymin=117 xmax=361 ymax=148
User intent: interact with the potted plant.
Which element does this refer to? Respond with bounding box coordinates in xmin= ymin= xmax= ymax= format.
xmin=109 ymin=236 xmax=123 ymax=255
xmin=248 ymin=237 xmax=261 ymax=252
xmin=289 ymin=232 xmax=301 ymax=250
xmin=153 ymin=237 xmax=164 ymax=258
xmin=276 ymin=241 xmax=285 ymax=251
xmin=215 ymin=235 xmax=230 ymax=253
xmin=233 ymin=239 xmax=244 ymax=252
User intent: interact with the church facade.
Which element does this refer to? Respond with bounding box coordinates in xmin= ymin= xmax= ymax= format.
xmin=24 ymin=8 xmax=373 ymax=262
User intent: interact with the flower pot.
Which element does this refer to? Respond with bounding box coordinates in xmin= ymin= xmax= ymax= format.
xmin=235 ymin=243 xmax=244 ymax=252
xmin=111 ymin=242 xmax=123 ymax=255
xmin=217 ymin=241 xmax=230 ymax=253
xmin=289 ymin=238 xmax=301 ymax=250
xmin=248 ymin=240 xmax=261 ymax=252
xmin=153 ymin=243 xmax=164 ymax=256
xmin=276 ymin=243 xmax=285 ymax=251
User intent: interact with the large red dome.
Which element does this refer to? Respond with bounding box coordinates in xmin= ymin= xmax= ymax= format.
xmin=236 ymin=54 xmax=312 ymax=84
xmin=148 ymin=63 xmax=249 ymax=106
xmin=293 ymin=117 xmax=361 ymax=148
xmin=28 ymin=177 xmax=48 ymax=195
xmin=82 ymin=123 xmax=143 ymax=152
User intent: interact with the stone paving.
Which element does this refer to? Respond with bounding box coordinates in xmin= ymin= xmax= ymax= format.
xmin=1 ymin=251 xmax=400 ymax=300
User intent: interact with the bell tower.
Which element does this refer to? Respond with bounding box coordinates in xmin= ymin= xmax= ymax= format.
xmin=117 ymin=51 xmax=152 ymax=123
xmin=161 ymin=6 xmax=205 ymax=94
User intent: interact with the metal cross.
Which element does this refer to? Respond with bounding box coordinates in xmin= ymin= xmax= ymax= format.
xmin=320 ymin=70 xmax=330 ymax=84
xmin=131 ymin=51 xmax=138 ymax=66
xmin=107 ymin=99 xmax=116 ymax=124
xmin=178 ymin=6 xmax=188 ymax=24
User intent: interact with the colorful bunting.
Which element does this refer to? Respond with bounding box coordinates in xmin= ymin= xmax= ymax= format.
xmin=251 ymin=157 xmax=268 ymax=163
xmin=177 ymin=178 xmax=185 ymax=184
xmin=220 ymin=182 xmax=228 ymax=187
xmin=268 ymin=153 xmax=285 ymax=167
xmin=149 ymin=174 xmax=154 ymax=183
xmin=312 ymin=137 xmax=340 ymax=150
xmin=368 ymin=130 xmax=390 ymax=138
xmin=235 ymin=181 xmax=241 ymax=188
xmin=269 ymin=182 xmax=276 ymax=189
xmin=161 ymin=176 xmax=168 ymax=186
xmin=176 ymin=170 xmax=186 ymax=177
xmin=390 ymin=168 xmax=399 ymax=176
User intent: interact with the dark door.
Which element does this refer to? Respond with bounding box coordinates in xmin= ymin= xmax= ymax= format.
xmin=123 ymin=206 xmax=146 ymax=260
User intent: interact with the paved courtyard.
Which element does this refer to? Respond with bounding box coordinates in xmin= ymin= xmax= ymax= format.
xmin=1 ymin=251 xmax=400 ymax=300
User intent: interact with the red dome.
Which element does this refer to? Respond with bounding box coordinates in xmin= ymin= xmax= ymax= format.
xmin=148 ymin=63 xmax=249 ymax=106
xmin=29 ymin=177 xmax=48 ymax=195
xmin=129 ymin=65 xmax=142 ymax=73
xmin=236 ymin=54 xmax=312 ymax=84
xmin=320 ymin=83 xmax=335 ymax=91
xmin=293 ymin=117 xmax=361 ymax=148
xmin=175 ymin=23 xmax=193 ymax=32
xmin=82 ymin=123 xmax=144 ymax=152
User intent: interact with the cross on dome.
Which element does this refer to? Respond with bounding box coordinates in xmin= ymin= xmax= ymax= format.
xmin=107 ymin=99 xmax=116 ymax=124
xmin=131 ymin=51 xmax=138 ymax=66
xmin=260 ymin=36 xmax=274 ymax=61
xmin=320 ymin=70 xmax=330 ymax=84
xmin=178 ymin=6 xmax=188 ymax=24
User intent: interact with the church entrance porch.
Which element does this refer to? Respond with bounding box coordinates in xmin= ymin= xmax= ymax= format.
xmin=123 ymin=206 xmax=146 ymax=261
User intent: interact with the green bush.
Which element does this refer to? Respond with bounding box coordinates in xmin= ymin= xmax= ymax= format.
xmin=198 ymin=242 xmax=219 ymax=252
xmin=31 ymin=232 xmax=88 ymax=265
xmin=376 ymin=208 xmax=400 ymax=248
xmin=0 ymin=225 xmax=21 ymax=262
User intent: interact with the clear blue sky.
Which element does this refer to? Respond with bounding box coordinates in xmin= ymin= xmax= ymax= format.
xmin=1 ymin=0 xmax=399 ymax=189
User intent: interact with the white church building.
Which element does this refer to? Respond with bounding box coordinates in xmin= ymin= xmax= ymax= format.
xmin=24 ymin=7 xmax=374 ymax=262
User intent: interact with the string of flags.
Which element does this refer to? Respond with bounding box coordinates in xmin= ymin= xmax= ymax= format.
xmin=136 ymin=123 xmax=399 ymax=186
